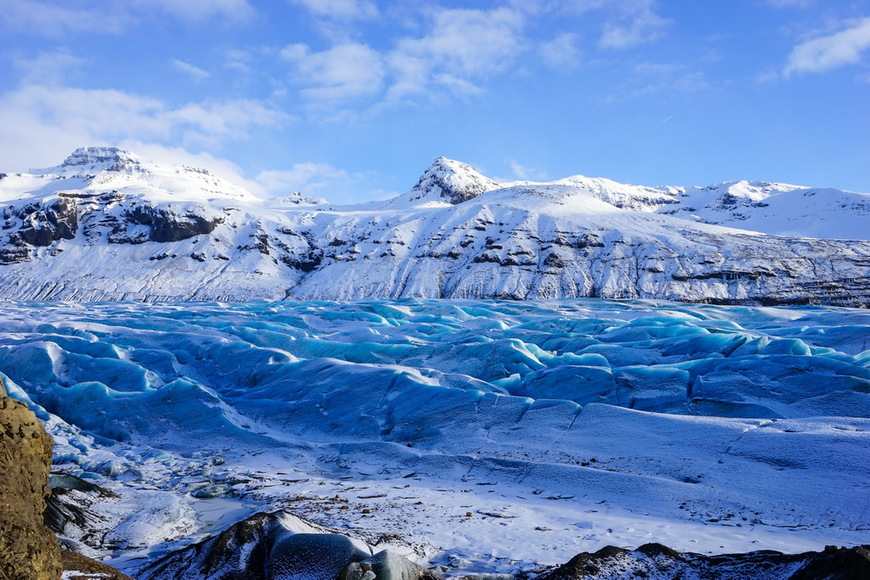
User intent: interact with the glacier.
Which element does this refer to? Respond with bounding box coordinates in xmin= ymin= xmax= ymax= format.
xmin=0 ymin=298 xmax=868 ymax=576
xmin=0 ymin=147 xmax=868 ymax=304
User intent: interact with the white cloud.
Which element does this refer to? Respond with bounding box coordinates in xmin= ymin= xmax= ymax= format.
xmin=277 ymin=1 xmax=670 ymax=108
xmin=540 ymin=33 xmax=582 ymax=68
xmin=172 ymin=60 xmax=211 ymax=82
xmin=509 ymin=161 xmax=549 ymax=181
xmin=0 ymin=0 xmax=130 ymax=36
xmin=13 ymin=51 xmax=88 ymax=85
xmin=387 ymin=7 xmax=526 ymax=100
xmin=0 ymin=84 xmax=291 ymax=172
xmin=167 ymin=99 xmax=291 ymax=147
xmin=224 ymin=48 xmax=255 ymax=73
xmin=282 ymin=43 xmax=386 ymax=101
xmin=784 ymin=17 xmax=870 ymax=76
xmin=0 ymin=0 xmax=254 ymax=37
xmin=290 ymin=0 xmax=377 ymax=21
xmin=509 ymin=0 xmax=605 ymax=15
xmin=599 ymin=1 xmax=670 ymax=49
xmin=399 ymin=8 xmax=525 ymax=77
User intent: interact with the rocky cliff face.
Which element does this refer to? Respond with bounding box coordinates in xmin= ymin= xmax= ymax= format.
xmin=0 ymin=378 xmax=62 ymax=580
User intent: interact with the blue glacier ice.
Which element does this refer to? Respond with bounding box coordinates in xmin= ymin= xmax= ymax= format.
xmin=0 ymin=298 xmax=868 ymax=572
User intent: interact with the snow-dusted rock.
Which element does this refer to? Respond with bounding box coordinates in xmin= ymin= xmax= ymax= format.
xmin=388 ymin=156 xmax=499 ymax=207
xmin=538 ymin=543 xmax=870 ymax=580
xmin=139 ymin=511 xmax=374 ymax=580
xmin=341 ymin=550 xmax=443 ymax=580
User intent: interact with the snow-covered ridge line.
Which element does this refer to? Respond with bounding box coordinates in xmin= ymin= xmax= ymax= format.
xmin=0 ymin=146 xmax=868 ymax=304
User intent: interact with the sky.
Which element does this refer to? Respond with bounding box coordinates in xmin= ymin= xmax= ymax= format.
xmin=1 ymin=0 xmax=869 ymax=204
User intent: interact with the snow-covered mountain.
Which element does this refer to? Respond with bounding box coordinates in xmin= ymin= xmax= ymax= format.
xmin=1 ymin=147 xmax=868 ymax=304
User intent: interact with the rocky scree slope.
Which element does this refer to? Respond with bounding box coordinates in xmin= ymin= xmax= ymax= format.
xmin=0 ymin=147 xmax=868 ymax=304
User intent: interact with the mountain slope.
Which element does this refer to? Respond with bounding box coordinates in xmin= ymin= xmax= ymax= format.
xmin=0 ymin=147 xmax=868 ymax=304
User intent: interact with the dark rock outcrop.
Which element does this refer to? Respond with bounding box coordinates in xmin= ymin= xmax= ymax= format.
xmin=537 ymin=542 xmax=870 ymax=580
xmin=123 ymin=204 xmax=220 ymax=243
xmin=8 ymin=197 xmax=78 ymax=248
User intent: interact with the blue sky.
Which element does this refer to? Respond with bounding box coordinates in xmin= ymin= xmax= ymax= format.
xmin=1 ymin=0 xmax=869 ymax=203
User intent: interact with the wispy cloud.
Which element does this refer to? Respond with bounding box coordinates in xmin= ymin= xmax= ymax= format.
xmin=13 ymin=50 xmax=88 ymax=85
xmin=508 ymin=160 xmax=549 ymax=181
xmin=281 ymin=43 xmax=386 ymax=101
xmin=599 ymin=0 xmax=671 ymax=49
xmin=539 ymin=33 xmax=582 ymax=68
xmin=1 ymin=0 xmax=130 ymax=36
xmin=1 ymin=0 xmax=255 ymax=37
xmin=0 ymin=84 xmax=291 ymax=171
xmin=400 ymin=7 xmax=525 ymax=77
xmin=275 ymin=2 xmax=673 ymax=109
xmin=784 ymin=17 xmax=870 ymax=76
xmin=386 ymin=6 xmax=526 ymax=101
xmin=172 ymin=60 xmax=211 ymax=83
xmin=289 ymin=0 xmax=377 ymax=21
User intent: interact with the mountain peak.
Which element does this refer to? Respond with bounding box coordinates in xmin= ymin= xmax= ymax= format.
xmin=61 ymin=147 xmax=142 ymax=173
xmin=408 ymin=157 xmax=499 ymax=205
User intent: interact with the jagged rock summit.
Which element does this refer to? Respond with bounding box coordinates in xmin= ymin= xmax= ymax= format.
xmin=0 ymin=147 xmax=868 ymax=304
xmin=56 ymin=146 xmax=143 ymax=175
xmin=393 ymin=156 xmax=499 ymax=206
xmin=18 ymin=146 xmax=259 ymax=205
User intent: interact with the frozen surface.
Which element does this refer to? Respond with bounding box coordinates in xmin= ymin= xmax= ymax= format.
xmin=0 ymin=298 xmax=868 ymax=576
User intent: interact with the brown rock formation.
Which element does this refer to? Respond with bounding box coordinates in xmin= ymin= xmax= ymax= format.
xmin=0 ymin=376 xmax=62 ymax=580
xmin=60 ymin=549 xmax=136 ymax=580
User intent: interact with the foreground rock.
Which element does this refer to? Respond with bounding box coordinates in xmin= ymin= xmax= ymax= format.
xmin=0 ymin=378 xmax=62 ymax=580
xmin=0 ymin=378 xmax=133 ymax=580
xmin=537 ymin=543 xmax=870 ymax=580
xmin=60 ymin=550 xmax=135 ymax=580
xmin=139 ymin=510 xmax=441 ymax=580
